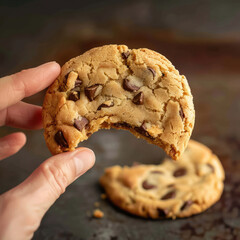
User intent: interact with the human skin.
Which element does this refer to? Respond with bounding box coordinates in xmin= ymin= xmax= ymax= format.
xmin=0 ymin=62 xmax=95 ymax=240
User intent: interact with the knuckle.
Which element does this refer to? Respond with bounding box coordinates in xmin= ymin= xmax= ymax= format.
xmin=40 ymin=162 xmax=69 ymax=197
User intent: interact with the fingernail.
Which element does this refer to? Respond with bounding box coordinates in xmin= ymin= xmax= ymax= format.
xmin=73 ymin=149 xmax=95 ymax=176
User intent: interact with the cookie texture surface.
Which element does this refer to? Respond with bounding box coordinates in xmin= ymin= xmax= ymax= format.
xmin=43 ymin=45 xmax=195 ymax=159
xmin=100 ymin=140 xmax=225 ymax=219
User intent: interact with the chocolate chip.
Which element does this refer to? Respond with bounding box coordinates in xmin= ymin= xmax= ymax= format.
xmin=161 ymin=190 xmax=176 ymax=200
xmin=132 ymin=92 xmax=144 ymax=105
xmin=207 ymin=163 xmax=215 ymax=173
xmin=97 ymin=102 xmax=114 ymax=110
xmin=122 ymin=51 xmax=130 ymax=59
xmin=142 ymin=180 xmax=156 ymax=190
xmin=180 ymin=200 xmax=193 ymax=211
xmin=59 ymin=73 xmax=70 ymax=91
xmin=179 ymin=106 xmax=185 ymax=120
xmin=151 ymin=170 xmax=163 ymax=174
xmin=135 ymin=122 xmax=153 ymax=139
xmin=167 ymin=184 xmax=175 ymax=188
xmin=113 ymin=122 xmax=131 ymax=128
xmin=157 ymin=208 xmax=168 ymax=217
xmin=74 ymin=117 xmax=89 ymax=131
xmin=68 ymin=91 xmax=80 ymax=101
xmin=123 ymin=79 xmax=140 ymax=92
xmin=75 ymin=79 xmax=82 ymax=87
xmin=85 ymin=84 xmax=102 ymax=101
xmin=173 ymin=167 xmax=187 ymax=177
xmin=69 ymin=79 xmax=82 ymax=92
xmin=147 ymin=66 xmax=156 ymax=77
xmin=54 ymin=131 xmax=68 ymax=148
xmin=139 ymin=122 xmax=148 ymax=131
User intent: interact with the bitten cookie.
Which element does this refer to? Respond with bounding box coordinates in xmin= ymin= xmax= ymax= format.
xmin=100 ymin=140 xmax=225 ymax=219
xmin=42 ymin=45 xmax=195 ymax=159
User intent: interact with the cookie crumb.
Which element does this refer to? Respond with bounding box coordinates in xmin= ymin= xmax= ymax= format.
xmin=101 ymin=193 xmax=107 ymax=200
xmin=93 ymin=209 xmax=104 ymax=218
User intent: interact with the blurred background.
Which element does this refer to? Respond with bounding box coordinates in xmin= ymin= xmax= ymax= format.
xmin=0 ymin=0 xmax=240 ymax=239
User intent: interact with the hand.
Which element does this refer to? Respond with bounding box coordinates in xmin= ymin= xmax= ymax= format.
xmin=0 ymin=62 xmax=95 ymax=240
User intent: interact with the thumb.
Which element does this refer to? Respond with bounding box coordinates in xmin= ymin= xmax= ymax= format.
xmin=0 ymin=148 xmax=95 ymax=240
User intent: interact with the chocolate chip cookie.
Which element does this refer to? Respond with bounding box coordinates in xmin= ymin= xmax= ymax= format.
xmin=100 ymin=140 xmax=225 ymax=219
xmin=42 ymin=45 xmax=195 ymax=159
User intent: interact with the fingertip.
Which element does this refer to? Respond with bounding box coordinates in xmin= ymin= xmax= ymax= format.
xmin=0 ymin=132 xmax=26 ymax=160
xmin=8 ymin=132 xmax=27 ymax=151
xmin=41 ymin=61 xmax=61 ymax=75
xmin=73 ymin=148 xmax=96 ymax=177
xmin=36 ymin=61 xmax=61 ymax=80
xmin=76 ymin=147 xmax=96 ymax=164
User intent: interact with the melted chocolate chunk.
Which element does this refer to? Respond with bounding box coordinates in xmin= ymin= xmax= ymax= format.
xmin=54 ymin=131 xmax=68 ymax=148
xmin=68 ymin=91 xmax=80 ymax=101
xmin=74 ymin=117 xmax=89 ymax=131
xmin=167 ymin=184 xmax=175 ymax=188
xmin=147 ymin=66 xmax=156 ymax=77
xmin=179 ymin=106 xmax=185 ymax=120
xmin=70 ymin=79 xmax=82 ymax=92
xmin=113 ymin=122 xmax=131 ymax=128
xmin=142 ymin=180 xmax=156 ymax=190
xmin=180 ymin=200 xmax=193 ymax=211
xmin=135 ymin=122 xmax=153 ymax=139
xmin=132 ymin=92 xmax=144 ymax=105
xmin=207 ymin=163 xmax=215 ymax=173
xmin=97 ymin=102 xmax=114 ymax=110
xmin=173 ymin=167 xmax=187 ymax=177
xmin=85 ymin=84 xmax=101 ymax=101
xmin=75 ymin=79 xmax=82 ymax=87
xmin=161 ymin=190 xmax=176 ymax=200
xmin=123 ymin=79 xmax=140 ymax=92
xmin=157 ymin=208 xmax=168 ymax=217
xmin=59 ymin=72 xmax=70 ymax=91
xmin=151 ymin=170 xmax=163 ymax=174
xmin=71 ymin=86 xmax=81 ymax=92
xmin=122 ymin=51 xmax=130 ymax=59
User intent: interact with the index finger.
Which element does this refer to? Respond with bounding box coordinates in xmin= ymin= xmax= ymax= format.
xmin=0 ymin=62 xmax=61 ymax=111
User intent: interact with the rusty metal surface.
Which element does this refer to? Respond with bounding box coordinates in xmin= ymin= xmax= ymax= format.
xmin=0 ymin=1 xmax=240 ymax=239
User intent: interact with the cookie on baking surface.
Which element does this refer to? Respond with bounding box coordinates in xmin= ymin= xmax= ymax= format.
xmin=42 ymin=45 xmax=195 ymax=159
xmin=100 ymin=140 xmax=225 ymax=219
